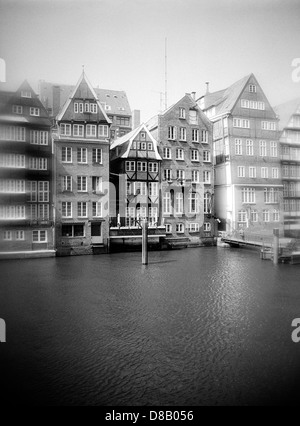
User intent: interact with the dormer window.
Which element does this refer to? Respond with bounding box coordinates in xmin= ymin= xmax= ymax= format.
xmin=30 ymin=107 xmax=40 ymax=116
xmin=12 ymin=105 xmax=23 ymax=114
xmin=249 ymin=84 xmax=257 ymax=93
xmin=21 ymin=91 xmax=31 ymax=98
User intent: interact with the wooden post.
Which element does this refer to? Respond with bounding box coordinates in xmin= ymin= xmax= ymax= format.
xmin=273 ymin=228 xmax=280 ymax=265
xmin=142 ymin=219 xmax=148 ymax=265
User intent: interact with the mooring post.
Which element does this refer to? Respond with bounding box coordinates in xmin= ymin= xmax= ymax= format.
xmin=273 ymin=228 xmax=280 ymax=265
xmin=142 ymin=219 xmax=149 ymax=265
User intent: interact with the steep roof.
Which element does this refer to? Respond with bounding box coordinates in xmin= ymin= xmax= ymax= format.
xmin=274 ymin=98 xmax=300 ymax=131
xmin=111 ymin=122 xmax=162 ymax=160
xmin=199 ymin=74 xmax=252 ymax=115
xmin=56 ymin=71 xmax=111 ymax=123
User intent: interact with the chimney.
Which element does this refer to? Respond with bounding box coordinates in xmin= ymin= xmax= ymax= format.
xmin=191 ymin=92 xmax=196 ymax=100
xmin=132 ymin=109 xmax=141 ymax=129
xmin=53 ymin=85 xmax=61 ymax=118
xmin=205 ymin=82 xmax=210 ymax=94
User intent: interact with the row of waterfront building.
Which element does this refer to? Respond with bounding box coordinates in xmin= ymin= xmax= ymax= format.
xmin=0 ymin=71 xmax=299 ymax=258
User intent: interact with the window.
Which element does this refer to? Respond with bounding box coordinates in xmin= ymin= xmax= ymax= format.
xmin=201 ymin=130 xmax=208 ymax=143
xmin=62 ymin=224 xmax=84 ymax=237
xmin=32 ymin=230 xmax=47 ymax=243
xmin=262 ymin=121 xmax=277 ymax=131
xmin=258 ymin=102 xmax=265 ymax=110
xmin=204 ymin=193 xmax=211 ymax=214
xmin=92 ymin=148 xmax=102 ymax=164
xmin=137 ymin=162 xmax=147 ymax=172
xmin=179 ymin=127 xmax=187 ymax=141
xmin=189 ymin=223 xmax=200 ymax=233
xmin=62 ymin=202 xmax=72 ymax=218
xmin=29 ymin=158 xmax=47 ymax=170
xmin=176 ymin=149 xmax=184 ymax=160
xmin=92 ymin=177 xmax=103 ymax=192
xmin=77 ymin=176 xmax=87 ymax=192
xmin=192 ymin=129 xmax=199 ymax=142
xmin=62 ymin=147 xmax=72 ymax=163
xmin=175 ymin=192 xmax=184 ymax=214
xmin=165 ymin=224 xmax=172 ymax=234
xmin=163 ymin=192 xmax=172 ymax=214
xmin=176 ymin=223 xmax=185 ymax=233
xmin=116 ymin=116 xmax=130 ymax=126
xmin=249 ymin=84 xmax=257 ymax=93
xmin=79 ymin=103 xmax=84 ymax=113
xmin=246 ymin=140 xmax=254 ymax=156
xmin=241 ymin=99 xmax=249 ymax=109
xmin=85 ymin=103 xmax=90 ymax=113
xmin=3 ymin=231 xmax=12 ymax=241
xmin=204 ymin=223 xmax=212 ymax=232
xmin=40 ymin=131 xmax=49 ymax=145
xmin=233 ymin=118 xmax=250 ymax=128
xmin=0 ymin=179 xmax=26 ymax=193
xmin=164 ymin=169 xmax=172 ymax=181
xmin=192 ymin=170 xmax=200 ymax=183
xmin=189 ymin=110 xmax=198 ymax=125
xmin=235 ymin=139 xmax=243 ymax=155
xmin=62 ymin=176 xmax=72 ymax=192
xmin=0 ymin=154 xmax=25 ymax=168
xmin=0 ymin=126 xmax=26 ymax=141
xmin=134 ymin=182 xmax=147 ymax=196
xmin=249 ymin=167 xmax=256 ymax=178
xmin=98 ymin=125 xmax=109 ymax=137
xmin=242 ymin=188 xmax=256 ymax=204
xmin=203 ymin=171 xmax=211 ymax=184
xmin=149 ymin=182 xmax=158 ymax=197
xmin=13 ymin=105 xmax=23 ymax=114
xmin=250 ymin=210 xmax=258 ymax=223
xmin=259 ymin=140 xmax=267 ymax=157
xmin=38 ymin=181 xmax=49 ymax=202
xmin=149 ymin=207 xmax=158 ymax=226
xmin=191 ymin=150 xmax=199 ymax=162
xmin=179 ymin=108 xmax=186 ymax=119
xmin=273 ymin=209 xmax=280 ymax=222
xmin=163 ymin=148 xmax=171 ymax=159
xmin=168 ymin=126 xmax=177 ymax=140
xmin=126 ymin=161 xmax=135 ymax=172
xmin=238 ymin=210 xmax=247 ymax=223
xmin=90 ymin=104 xmax=97 ymax=114
xmin=21 ymin=91 xmax=31 ymax=98
xmin=177 ymin=170 xmax=185 ymax=180
xmin=263 ymin=210 xmax=270 ymax=222
xmin=74 ymin=103 xmax=79 ymax=113
xmin=30 ymin=107 xmax=40 ymax=116
xmin=148 ymin=143 xmax=153 ymax=151
xmin=73 ymin=124 xmax=84 ymax=137
xmin=0 ymin=205 xmax=26 ymax=220
xmin=261 ymin=167 xmax=268 ymax=179
xmin=272 ymin=168 xmax=279 ymax=179
xmin=16 ymin=231 xmax=25 ymax=241
xmin=86 ymin=125 xmax=97 ymax=138
xmin=28 ymin=181 xmax=37 ymax=202
xmin=39 ymin=204 xmax=49 ymax=220
xmin=189 ymin=192 xmax=199 ymax=214
xmin=264 ymin=188 xmax=279 ymax=204
xmin=77 ymin=148 xmax=87 ymax=164
xmin=92 ymin=202 xmax=102 ymax=217
xmin=77 ymin=202 xmax=88 ymax=218
xmin=238 ymin=166 xmax=246 ymax=178
xmin=203 ymin=151 xmax=211 ymax=162
xmin=140 ymin=132 xmax=146 ymax=140
xmin=60 ymin=124 xmax=71 ymax=136
xmin=149 ymin=163 xmax=158 ymax=173
xmin=270 ymin=142 xmax=278 ymax=157
xmin=141 ymin=142 xmax=147 ymax=150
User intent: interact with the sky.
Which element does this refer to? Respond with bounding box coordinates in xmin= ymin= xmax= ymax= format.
xmin=0 ymin=0 xmax=300 ymax=121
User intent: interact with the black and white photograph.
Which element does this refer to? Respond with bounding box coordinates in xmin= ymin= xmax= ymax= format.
xmin=0 ymin=0 xmax=300 ymax=409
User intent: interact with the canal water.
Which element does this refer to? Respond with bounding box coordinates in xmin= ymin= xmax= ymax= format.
xmin=0 ymin=247 xmax=300 ymax=406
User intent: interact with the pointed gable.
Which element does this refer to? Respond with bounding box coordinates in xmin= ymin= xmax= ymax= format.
xmin=56 ymin=72 xmax=111 ymax=124
xmin=274 ymin=98 xmax=300 ymax=132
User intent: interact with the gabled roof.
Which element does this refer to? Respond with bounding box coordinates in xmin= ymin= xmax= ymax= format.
xmin=56 ymin=72 xmax=111 ymax=123
xmin=199 ymin=74 xmax=252 ymax=115
xmin=111 ymin=122 xmax=162 ymax=160
xmin=274 ymin=98 xmax=300 ymax=131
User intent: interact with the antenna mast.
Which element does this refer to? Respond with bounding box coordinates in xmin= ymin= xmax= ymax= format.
xmin=164 ymin=37 xmax=168 ymax=110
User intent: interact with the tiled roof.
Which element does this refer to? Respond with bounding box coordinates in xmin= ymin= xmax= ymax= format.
xmin=274 ymin=98 xmax=300 ymax=131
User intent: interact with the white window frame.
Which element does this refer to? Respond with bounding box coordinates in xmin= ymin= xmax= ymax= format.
xmin=62 ymin=202 xmax=72 ymax=218
xmin=62 ymin=147 xmax=72 ymax=163
xmin=32 ymin=230 xmax=47 ymax=243
xmin=92 ymin=148 xmax=102 ymax=164
xmin=77 ymin=202 xmax=88 ymax=218
xmin=77 ymin=176 xmax=88 ymax=192
xmin=191 ymin=150 xmax=199 ymax=162
xmin=62 ymin=176 xmax=72 ymax=192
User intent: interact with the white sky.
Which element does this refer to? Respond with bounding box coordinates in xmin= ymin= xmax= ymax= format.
xmin=0 ymin=0 xmax=300 ymax=121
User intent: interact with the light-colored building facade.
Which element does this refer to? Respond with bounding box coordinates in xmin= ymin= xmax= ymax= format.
xmin=0 ymin=81 xmax=55 ymax=258
xmin=198 ymin=74 xmax=284 ymax=236
xmin=147 ymin=94 xmax=215 ymax=248
xmin=275 ymin=98 xmax=300 ymax=237
xmin=53 ymin=72 xmax=111 ymax=256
